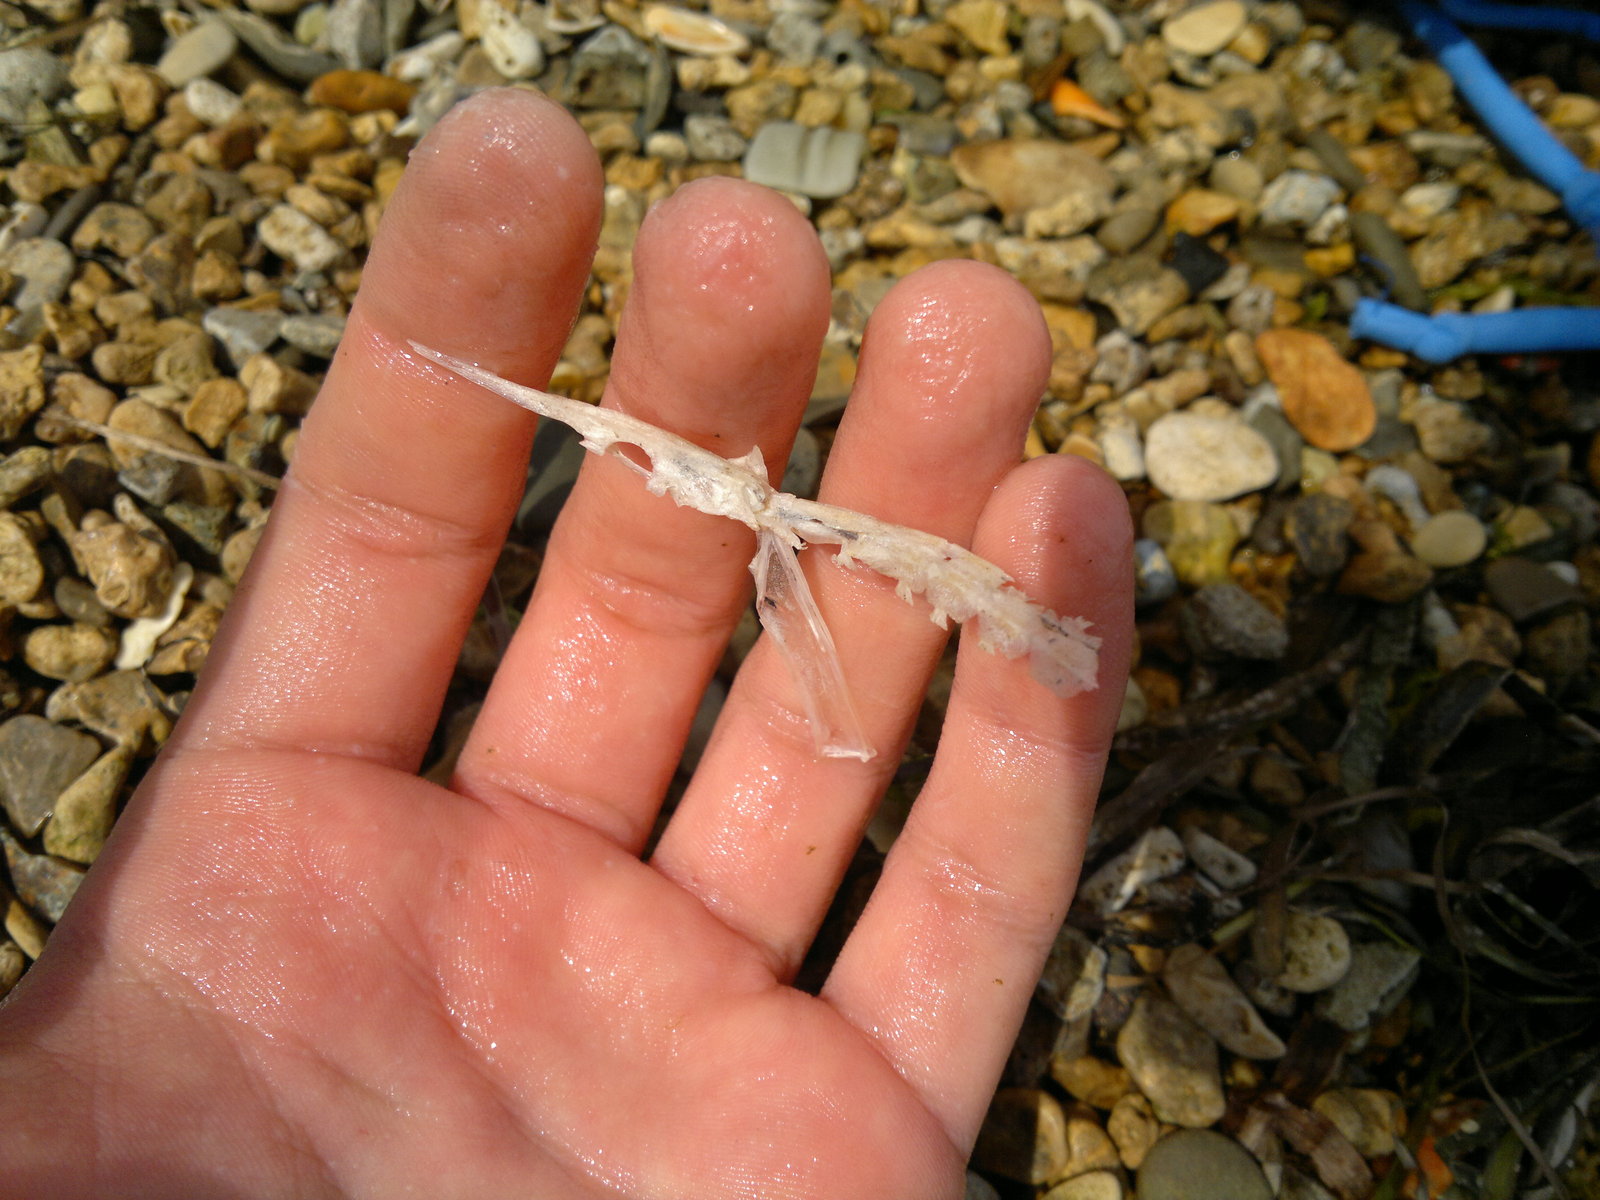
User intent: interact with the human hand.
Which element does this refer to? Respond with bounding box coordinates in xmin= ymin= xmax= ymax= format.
xmin=0 ymin=91 xmax=1132 ymax=1199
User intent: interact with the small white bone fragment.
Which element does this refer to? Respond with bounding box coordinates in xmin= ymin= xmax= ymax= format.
xmin=410 ymin=342 xmax=1101 ymax=760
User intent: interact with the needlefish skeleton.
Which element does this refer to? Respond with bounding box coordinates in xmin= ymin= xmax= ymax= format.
xmin=411 ymin=342 xmax=1101 ymax=762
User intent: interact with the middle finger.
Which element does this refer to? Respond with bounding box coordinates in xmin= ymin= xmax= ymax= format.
xmin=650 ymin=261 xmax=1054 ymax=976
xmin=454 ymin=179 xmax=830 ymax=848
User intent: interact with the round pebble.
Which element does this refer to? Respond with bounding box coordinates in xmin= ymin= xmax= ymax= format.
xmin=1137 ymin=1130 xmax=1272 ymax=1200
xmin=1162 ymin=0 xmax=1247 ymax=57
xmin=1145 ymin=411 xmax=1279 ymax=502
xmin=1411 ymin=509 xmax=1487 ymax=568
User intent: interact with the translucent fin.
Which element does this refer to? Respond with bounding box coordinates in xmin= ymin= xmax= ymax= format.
xmin=749 ymin=530 xmax=875 ymax=762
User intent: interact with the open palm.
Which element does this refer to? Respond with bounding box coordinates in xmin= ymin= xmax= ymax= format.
xmin=0 ymin=92 xmax=1131 ymax=1199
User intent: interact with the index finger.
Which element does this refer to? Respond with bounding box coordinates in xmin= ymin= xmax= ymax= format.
xmin=175 ymin=91 xmax=601 ymax=767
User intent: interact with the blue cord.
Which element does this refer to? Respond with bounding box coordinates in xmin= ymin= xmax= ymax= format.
xmin=1436 ymin=0 xmax=1600 ymax=42
xmin=1400 ymin=1 xmax=1600 ymax=237
xmin=1351 ymin=300 xmax=1600 ymax=362
xmin=1347 ymin=5 xmax=1600 ymax=361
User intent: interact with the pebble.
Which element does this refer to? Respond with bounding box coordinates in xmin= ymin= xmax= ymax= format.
xmin=183 ymin=77 xmax=244 ymax=126
xmin=567 ymin=26 xmax=652 ymax=109
xmin=742 ymin=122 xmax=865 ymax=200
xmin=1182 ymin=583 xmax=1288 ymax=660
xmin=4 ymin=237 xmax=75 ymax=321
xmin=1524 ymin=609 xmax=1589 ymax=691
xmin=1044 ymin=1171 xmax=1123 ymax=1200
xmin=1315 ymin=942 xmax=1421 ymax=1032
xmin=306 ymin=68 xmax=414 ymax=114
xmin=1095 ymin=410 xmax=1145 ymax=482
xmin=0 ymin=512 xmax=44 ymax=607
xmin=46 ymin=669 xmax=174 ymax=750
xmin=1312 ymin=1088 xmax=1402 ymax=1157
xmin=71 ymin=506 xmax=178 ymax=620
xmin=950 ymin=140 xmax=1116 ymax=220
xmin=1145 ymin=411 xmax=1278 ymax=502
xmin=684 ymin=113 xmax=748 ymax=162
xmin=1145 ymin=500 xmax=1239 ymax=588
xmin=1255 ymin=910 xmax=1351 ymax=993
xmin=203 ymin=307 xmax=284 ymax=366
xmin=1162 ymin=1 xmax=1248 ymax=58
xmin=1339 ymin=546 xmax=1434 ymax=603
xmin=1108 ymin=1094 xmax=1159 ymax=1169
xmin=1096 ymin=207 xmax=1160 ymax=254
xmin=1411 ymin=510 xmax=1487 ymax=568
xmin=0 ymin=446 xmax=51 ymax=510
xmin=1257 ymin=169 xmax=1342 ymax=228
xmin=279 ymin=313 xmax=347 ymax=358
xmin=972 ymin=1088 xmax=1072 ymax=1184
xmin=23 ymin=624 xmax=119 ymax=683
xmin=1182 ymin=827 xmax=1257 ymax=890
xmin=1163 ymin=944 xmax=1286 ymax=1059
xmin=478 ymin=0 xmax=544 ymax=78
xmin=0 ymin=346 xmax=45 ymax=441
xmin=1079 ymin=827 xmax=1187 ymax=916
xmin=0 ymin=943 xmax=24 ymax=994
xmin=0 ymin=827 xmax=85 ymax=923
xmin=155 ymin=19 xmax=237 ymax=86
xmin=965 ymin=1172 xmax=1001 ymax=1200
xmin=1136 ymin=1129 xmax=1273 ymax=1200
xmin=1255 ymin=329 xmax=1376 ymax=451
xmin=1133 ymin=539 xmax=1177 ymax=607
xmin=43 ymin=745 xmax=132 ymax=864
xmin=1168 ymin=233 xmax=1230 ymax=294
xmin=258 ymin=203 xmax=345 ymax=273
xmin=1410 ymin=398 xmax=1491 ymax=463
xmin=1085 ymin=261 xmax=1190 ymax=337
xmin=0 ymin=715 xmax=102 ymax=838
xmin=1038 ymin=924 xmax=1108 ymax=1022
xmin=1483 ymin=557 xmax=1582 ymax=623
xmin=1091 ymin=331 xmax=1151 ymax=394
xmin=1363 ymin=464 xmax=1430 ymax=531
xmin=1350 ymin=212 xmax=1428 ymax=310
xmin=1116 ymin=995 xmax=1225 ymax=1128
xmin=1051 ymin=1056 xmax=1134 ymax=1111
xmin=1285 ymin=492 xmax=1353 ymax=577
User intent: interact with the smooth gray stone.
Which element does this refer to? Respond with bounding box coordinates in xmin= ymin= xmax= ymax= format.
xmin=1138 ymin=1129 xmax=1272 ymax=1200
xmin=743 ymin=122 xmax=865 ymax=200
xmin=1182 ymin=583 xmax=1288 ymax=660
xmin=1484 ymin=557 xmax=1583 ymax=623
xmin=202 ymin=6 xmax=340 ymax=83
xmin=0 ymin=715 xmax=100 ymax=838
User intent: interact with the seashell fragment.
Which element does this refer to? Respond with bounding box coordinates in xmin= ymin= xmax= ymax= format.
xmin=642 ymin=4 xmax=749 ymax=56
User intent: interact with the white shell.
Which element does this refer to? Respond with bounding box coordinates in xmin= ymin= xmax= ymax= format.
xmin=642 ymin=4 xmax=749 ymax=56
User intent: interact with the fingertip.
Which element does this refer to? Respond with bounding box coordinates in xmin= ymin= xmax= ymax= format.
xmin=861 ymin=260 xmax=1053 ymax=414
xmin=358 ymin=88 xmax=603 ymax=373
xmin=964 ymin=454 xmax=1134 ymax=737
xmin=607 ymin=178 xmax=832 ymax=428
